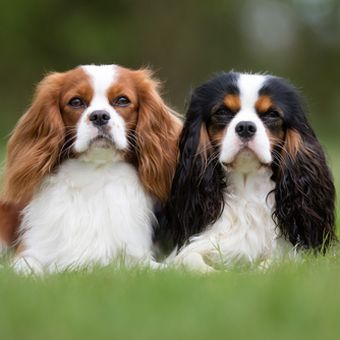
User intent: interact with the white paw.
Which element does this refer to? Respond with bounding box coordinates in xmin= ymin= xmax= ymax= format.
xmin=12 ymin=256 xmax=44 ymax=276
xmin=178 ymin=252 xmax=215 ymax=273
xmin=149 ymin=260 xmax=167 ymax=270
xmin=258 ymin=259 xmax=273 ymax=271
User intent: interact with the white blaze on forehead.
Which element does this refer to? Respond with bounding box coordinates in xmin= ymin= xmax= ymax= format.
xmin=238 ymin=73 xmax=267 ymax=110
xmin=81 ymin=64 xmax=118 ymax=103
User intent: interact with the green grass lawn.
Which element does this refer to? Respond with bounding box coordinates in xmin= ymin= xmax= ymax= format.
xmin=1 ymin=257 xmax=340 ymax=340
xmin=0 ymin=143 xmax=340 ymax=340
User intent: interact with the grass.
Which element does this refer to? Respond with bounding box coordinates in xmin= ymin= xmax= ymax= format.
xmin=1 ymin=257 xmax=340 ymax=340
xmin=0 ymin=142 xmax=340 ymax=340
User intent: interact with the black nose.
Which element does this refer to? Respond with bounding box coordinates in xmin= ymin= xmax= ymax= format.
xmin=89 ymin=110 xmax=111 ymax=127
xmin=235 ymin=121 xmax=257 ymax=139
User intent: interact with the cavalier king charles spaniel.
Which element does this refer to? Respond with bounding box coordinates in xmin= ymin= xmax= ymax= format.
xmin=0 ymin=64 xmax=181 ymax=274
xmin=158 ymin=72 xmax=336 ymax=272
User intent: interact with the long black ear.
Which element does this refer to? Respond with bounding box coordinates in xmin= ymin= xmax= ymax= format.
xmin=272 ymin=127 xmax=336 ymax=251
xmin=155 ymin=103 xmax=227 ymax=253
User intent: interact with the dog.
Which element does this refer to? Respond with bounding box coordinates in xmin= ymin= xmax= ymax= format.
xmin=1 ymin=64 xmax=181 ymax=274
xmin=158 ymin=72 xmax=336 ymax=271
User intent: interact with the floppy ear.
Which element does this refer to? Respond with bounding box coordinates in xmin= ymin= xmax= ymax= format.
xmin=2 ymin=72 xmax=65 ymax=203
xmin=133 ymin=69 xmax=182 ymax=202
xmin=272 ymin=128 xmax=336 ymax=251
xmin=0 ymin=201 xmax=23 ymax=247
xmin=156 ymin=103 xmax=226 ymax=252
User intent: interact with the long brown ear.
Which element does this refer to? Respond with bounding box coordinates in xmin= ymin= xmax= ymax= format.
xmin=0 ymin=201 xmax=23 ymax=247
xmin=2 ymin=72 xmax=65 ymax=203
xmin=133 ymin=69 xmax=182 ymax=202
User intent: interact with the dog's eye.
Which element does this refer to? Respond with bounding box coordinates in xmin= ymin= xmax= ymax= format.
xmin=264 ymin=109 xmax=281 ymax=118
xmin=215 ymin=107 xmax=231 ymax=116
xmin=209 ymin=107 xmax=234 ymax=128
xmin=113 ymin=96 xmax=131 ymax=107
xmin=215 ymin=106 xmax=234 ymax=119
xmin=68 ymin=97 xmax=85 ymax=108
xmin=262 ymin=109 xmax=282 ymax=126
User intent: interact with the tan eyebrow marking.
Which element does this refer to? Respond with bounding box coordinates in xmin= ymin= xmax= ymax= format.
xmin=223 ymin=94 xmax=241 ymax=112
xmin=255 ymin=95 xmax=274 ymax=113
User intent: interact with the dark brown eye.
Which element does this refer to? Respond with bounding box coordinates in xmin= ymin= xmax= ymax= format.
xmin=210 ymin=106 xmax=234 ymax=127
xmin=215 ymin=107 xmax=230 ymax=115
xmin=113 ymin=96 xmax=131 ymax=107
xmin=262 ymin=109 xmax=282 ymax=127
xmin=68 ymin=97 xmax=85 ymax=108
xmin=264 ymin=109 xmax=281 ymax=119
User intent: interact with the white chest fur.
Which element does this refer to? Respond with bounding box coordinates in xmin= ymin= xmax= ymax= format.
xmin=176 ymin=166 xmax=292 ymax=271
xmin=15 ymin=154 xmax=155 ymax=273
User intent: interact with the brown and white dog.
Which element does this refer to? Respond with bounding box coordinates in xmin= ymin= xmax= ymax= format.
xmin=0 ymin=64 xmax=181 ymax=274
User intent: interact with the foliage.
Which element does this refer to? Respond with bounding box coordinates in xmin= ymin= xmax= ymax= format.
xmin=1 ymin=0 xmax=340 ymax=139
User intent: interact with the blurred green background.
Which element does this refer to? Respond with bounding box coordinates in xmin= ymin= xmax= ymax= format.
xmin=1 ymin=0 xmax=340 ymax=137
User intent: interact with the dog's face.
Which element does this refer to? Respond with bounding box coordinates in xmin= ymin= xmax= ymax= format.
xmin=64 ymin=65 xmax=139 ymax=154
xmin=197 ymin=73 xmax=304 ymax=172
xmin=43 ymin=65 xmax=153 ymax=156
xmin=216 ymin=75 xmax=282 ymax=168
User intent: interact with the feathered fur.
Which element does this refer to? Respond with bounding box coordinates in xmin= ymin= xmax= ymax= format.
xmin=157 ymin=72 xmax=336 ymax=268
xmin=0 ymin=64 xmax=182 ymax=272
